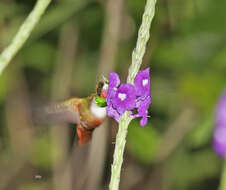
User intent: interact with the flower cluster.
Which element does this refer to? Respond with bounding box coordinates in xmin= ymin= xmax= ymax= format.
xmin=213 ymin=90 xmax=226 ymax=157
xmin=106 ymin=68 xmax=151 ymax=127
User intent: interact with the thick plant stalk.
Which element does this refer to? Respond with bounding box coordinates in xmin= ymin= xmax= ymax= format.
xmin=109 ymin=0 xmax=157 ymax=189
xmin=0 ymin=0 xmax=51 ymax=75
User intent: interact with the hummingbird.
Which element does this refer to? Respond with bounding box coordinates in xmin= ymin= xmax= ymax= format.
xmin=39 ymin=81 xmax=108 ymax=146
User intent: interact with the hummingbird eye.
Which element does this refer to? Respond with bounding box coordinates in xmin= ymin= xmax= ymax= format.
xmin=97 ymin=82 xmax=104 ymax=96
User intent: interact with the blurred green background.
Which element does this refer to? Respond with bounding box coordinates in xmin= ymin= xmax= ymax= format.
xmin=0 ymin=0 xmax=226 ymax=190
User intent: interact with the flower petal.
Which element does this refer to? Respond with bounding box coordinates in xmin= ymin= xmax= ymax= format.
xmin=140 ymin=116 xmax=148 ymax=127
xmin=133 ymin=95 xmax=151 ymax=127
xmin=137 ymin=96 xmax=151 ymax=114
xmin=134 ymin=68 xmax=150 ymax=96
xmin=107 ymin=104 xmax=120 ymax=122
xmin=109 ymin=72 xmax=120 ymax=88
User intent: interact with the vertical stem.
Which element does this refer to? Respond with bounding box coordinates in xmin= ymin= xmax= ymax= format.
xmin=219 ymin=160 xmax=226 ymax=190
xmin=127 ymin=0 xmax=157 ymax=84
xmin=109 ymin=112 xmax=132 ymax=190
xmin=0 ymin=0 xmax=51 ymax=75
xmin=109 ymin=0 xmax=157 ymax=189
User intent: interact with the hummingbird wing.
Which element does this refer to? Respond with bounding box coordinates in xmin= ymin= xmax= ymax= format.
xmin=35 ymin=98 xmax=81 ymax=125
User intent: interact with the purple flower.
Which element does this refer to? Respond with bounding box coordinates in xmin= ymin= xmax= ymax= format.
xmin=106 ymin=72 xmax=121 ymax=120
xmin=113 ymin=84 xmax=136 ymax=114
xmin=133 ymin=68 xmax=151 ymax=126
xmin=107 ymin=72 xmax=120 ymax=101
xmin=213 ymin=127 xmax=226 ymax=157
xmin=107 ymin=103 xmax=120 ymax=122
xmin=134 ymin=68 xmax=150 ymax=97
xmin=106 ymin=68 xmax=151 ymax=127
xmin=134 ymin=96 xmax=151 ymax=127
xmin=213 ymin=90 xmax=226 ymax=157
xmin=106 ymin=73 xmax=136 ymax=121
xmin=109 ymin=72 xmax=120 ymax=89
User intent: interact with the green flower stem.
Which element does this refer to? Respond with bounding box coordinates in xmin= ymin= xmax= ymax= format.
xmin=0 ymin=0 xmax=51 ymax=75
xmin=109 ymin=112 xmax=132 ymax=190
xmin=127 ymin=0 xmax=157 ymax=84
xmin=219 ymin=160 xmax=226 ymax=190
xmin=109 ymin=0 xmax=157 ymax=190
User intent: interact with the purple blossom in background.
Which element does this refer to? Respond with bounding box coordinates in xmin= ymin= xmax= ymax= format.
xmin=216 ymin=92 xmax=226 ymax=126
xmin=213 ymin=127 xmax=226 ymax=157
xmin=106 ymin=68 xmax=151 ymax=127
xmin=213 ymin=90 xmax=226 ymax=157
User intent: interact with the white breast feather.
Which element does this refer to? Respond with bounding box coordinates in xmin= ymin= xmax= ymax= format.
xmin=90 ymin=100 xmax=106 ymax=118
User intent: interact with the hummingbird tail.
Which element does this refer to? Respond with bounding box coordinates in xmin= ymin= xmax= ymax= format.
xmin=76 ymin=124 xmax=94 ymax=146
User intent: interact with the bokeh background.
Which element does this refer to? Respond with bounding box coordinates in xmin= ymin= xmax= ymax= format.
xmin=0 ymin=0 xmax=226 ymax=190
